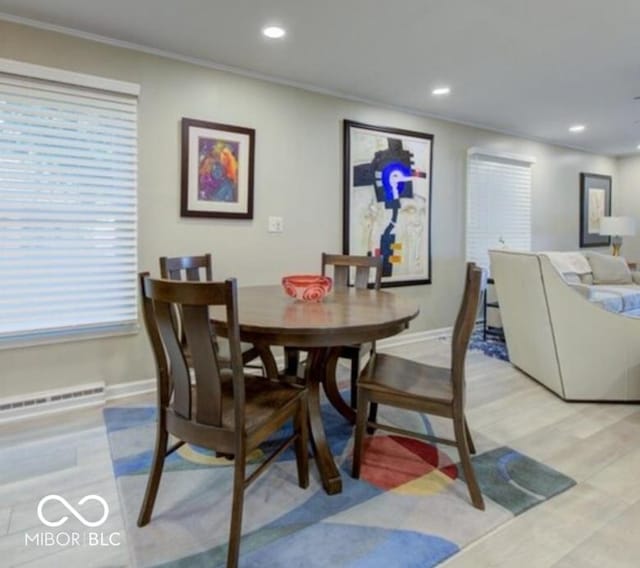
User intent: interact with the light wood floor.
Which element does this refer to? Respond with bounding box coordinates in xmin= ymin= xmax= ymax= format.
xmin=1 ymin=338 xmax=639 ymax=567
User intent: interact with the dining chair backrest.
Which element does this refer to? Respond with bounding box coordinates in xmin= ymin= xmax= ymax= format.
xmin=321 ymin=253 xmax=383 ymax=290
xmin=159 ymin=254 xmax=213 ymax=345
xmin=160 ymin=254 xmax=213 ymax=282
xmin=451 ymin=262 xmax=483 ymax=406
xmin=139 ymin=273 xmax=245 ymax=429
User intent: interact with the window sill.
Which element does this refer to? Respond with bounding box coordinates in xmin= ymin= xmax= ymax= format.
xmin=0 ymin=323 xmax=140 ymax=351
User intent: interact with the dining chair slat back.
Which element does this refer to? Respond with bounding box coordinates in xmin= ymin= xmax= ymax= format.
xmin=141 ymin=274 xmax=235 ymax=425
xmin=351 ymin=262 xmax=486 ymax=510
xmin=321 ymin=253 xmax=383 ymax=410
xmin=451 ymin=263 xmax=483 ymax=407
xmin=160 ymin=254 xmax=213 ymax=281
xmin=321 ymin=253 xmax=382 ymax=290
xmin=159 ymin=254 xmax=262 ymax=370
xmin=159 ymin=254 xmax=213 ymax=347
xmin=137 ymin=273 xmax=309 ymax=568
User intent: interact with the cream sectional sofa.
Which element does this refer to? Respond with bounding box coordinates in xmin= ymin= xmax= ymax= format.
xmin=545 ymin=250 xmax=640 ymax=316
xmin=489 ymin=250 xmax=640 ymax=401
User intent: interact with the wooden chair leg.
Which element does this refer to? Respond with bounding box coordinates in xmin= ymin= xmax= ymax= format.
xmin=137 ymin=426 xmax=168 ymax=527
xmin=453 ymin=415 xmax=485 ymax=510
xmin=351 ymin=388 xmax=369 ymax=479
xmin=366 ymin=402 xmax=378 ymax=435
xmin=227 ymin=444 xmax=246 ymax=568
xmin=465 ymin=418 xmax=477 ymax=455
xmin=284 ymin=347 xmax=301 ymax=377
xmin=350 ymin=353 xmax=359 ymax=409
xmin=294 ymin=397 xmax=309 ymax=488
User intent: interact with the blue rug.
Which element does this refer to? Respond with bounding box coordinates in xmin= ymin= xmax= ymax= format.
xmin=469 ymin=330 xmax=509 ymax=362
xmin=105 ymin=401 xmax=574 ymax=567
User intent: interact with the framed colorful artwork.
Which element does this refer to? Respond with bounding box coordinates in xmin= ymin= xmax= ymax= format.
xmin=181 ymin=118 xmax=255 ymax=219
xmin=343 ymin=120 xmax=433 ymax=287
xmin=579 ymin=172 xmax=611 ymax=247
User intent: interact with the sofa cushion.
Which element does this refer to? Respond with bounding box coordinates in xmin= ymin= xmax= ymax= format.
xmin=544 ymin=251 xmax=592 ymax=274
xmin=589 ymin=289 xmax=624 ymax=313
xmin=591 ymin=285 xmax=640 ymax=312
xmin=585 ymin=252 xmax=632 ymax=284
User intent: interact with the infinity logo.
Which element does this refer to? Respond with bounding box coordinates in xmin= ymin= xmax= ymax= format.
xmin=37 ymin=495 xmax=109 ymax=528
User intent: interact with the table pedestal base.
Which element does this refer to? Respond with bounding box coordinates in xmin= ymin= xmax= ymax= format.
xmin=259 ymin=344 xmax=345 ymax=495
xmin=305 ymin=348 xmax=342 ymax=495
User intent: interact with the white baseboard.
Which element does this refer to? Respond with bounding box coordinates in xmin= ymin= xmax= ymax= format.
xmin=0 ymin=382 xmax=106 ymax=425
xmin=105 ymin=378 xmax=156 ymax=401
xmin=0 ymin=378 xmax=157 ymax=424
xmin=0 ymin=328 xmax=451 ymax=424
xmin=377 ymin=327 xmax=452 ymax=349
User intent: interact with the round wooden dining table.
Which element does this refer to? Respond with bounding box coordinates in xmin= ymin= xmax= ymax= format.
xmin=211 ymin=285 xmax=419 ymax=495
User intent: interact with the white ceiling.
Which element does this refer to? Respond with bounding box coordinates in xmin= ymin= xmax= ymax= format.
xmin=1 ymin=0 xmax=639 ymax=156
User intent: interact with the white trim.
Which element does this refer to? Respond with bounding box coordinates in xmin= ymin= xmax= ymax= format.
xmin=467 ymin=147 xmax=537 ymax=165
xmin=0 ymin=381 xmax=103 ymax=406
xmin=0 ymin=328 xmax=451 ymax=424
xmin=377 ymin=327 xmax=452 ymax=349
xmin=0 ymin=56 xmax=140 ymax=96
xmin=105 ymin=378 xmax=156 ymax=401
xmin=0 ymin=324 xmax=140 ymax=351
xmin=0 ymin=397 xmax=104 ymax=425
xmin=0 ymin=12 xmax=612 ymax=157
xmin=0 ymin=382 xmax=105 ymax=425
xmin=0 ymin=378 xmax=156 ymax=424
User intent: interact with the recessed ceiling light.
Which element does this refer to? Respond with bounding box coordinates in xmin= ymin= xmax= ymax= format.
xmin=569 ymin=124 xmax=586 ymax=133
xmin=262 ymin=26 xmax=286 ymax=39
xmin=432 ymin=87 xmax=451 ymax=96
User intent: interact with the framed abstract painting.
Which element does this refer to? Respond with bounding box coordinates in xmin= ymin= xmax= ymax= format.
xmin=181 ymin=118 xmax=255 ymax=219
xmin=343 ymin=120 xmax=433 ymax=287
xmin=579 ymin=172 xmax=611 ymax=247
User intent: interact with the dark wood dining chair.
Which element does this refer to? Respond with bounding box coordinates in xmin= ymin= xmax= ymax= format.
xmin=351 ymin=262 xmax=485 ymax=510
xmin=323 ymin=253 xmax=382 ymax=408
xmin=160 ymin=253 xmax=213 ymax=281
xmin=284 ymin=253 xmax=382 ymax=409
xmin=138 ymin=273 xmax=309 ymax=568
xmin=159 ymin=254 xmax=262 ymax=369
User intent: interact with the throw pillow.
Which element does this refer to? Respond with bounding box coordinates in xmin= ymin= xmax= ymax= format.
xmin=585 ymin=252 xmax=632 ymax=284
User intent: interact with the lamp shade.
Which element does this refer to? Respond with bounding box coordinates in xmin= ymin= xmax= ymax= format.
xmin=598 ymin=216 xmax=636 ymax=236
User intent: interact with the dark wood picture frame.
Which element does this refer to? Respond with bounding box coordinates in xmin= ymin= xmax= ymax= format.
xmin=579 ymin=172 xmax=612 ymax=248
xmin=343 ymin=120 xmax=434 ymax=287
xmin=181 ymin=118 xmax=255 ymax=219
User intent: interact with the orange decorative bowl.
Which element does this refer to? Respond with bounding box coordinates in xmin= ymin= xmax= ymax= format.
xmin=282 ymin=275 xmax=333 ymax=302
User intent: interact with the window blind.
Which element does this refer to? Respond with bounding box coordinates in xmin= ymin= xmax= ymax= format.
xmin=0 ymin=66 xmax=139 ymax=343
xmin=466 ymin=150 xmax=534 ymax=271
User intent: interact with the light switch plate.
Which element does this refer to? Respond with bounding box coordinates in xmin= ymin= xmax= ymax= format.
xmin=268 ymin=216 xmax=284 ymax=233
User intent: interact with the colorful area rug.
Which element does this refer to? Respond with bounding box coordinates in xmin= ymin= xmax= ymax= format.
xmin=105 ymin=401 xmax=574 ymax=567
xmin=468 ymin=330 xmax=509 ymax=362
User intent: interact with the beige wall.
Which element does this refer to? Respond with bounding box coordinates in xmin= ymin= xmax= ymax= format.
xmin=615 ymin=155 xmax=640 ymax=260
xmin=0 ymin=20 xmax=618 ymax=398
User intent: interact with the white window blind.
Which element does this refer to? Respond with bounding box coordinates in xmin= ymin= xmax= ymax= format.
xmin=466 ymin=149 xmax=534 ymax=271
xmin=0 ymin=61 xmax=139 ymax=344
